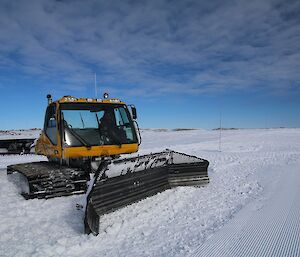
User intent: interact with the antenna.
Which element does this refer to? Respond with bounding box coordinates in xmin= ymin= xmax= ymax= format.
xmin=94 ymin=73 xmax=97 ymax=98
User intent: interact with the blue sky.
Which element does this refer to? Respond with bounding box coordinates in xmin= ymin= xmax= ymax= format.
xmin=0 ymin=0 xmax=299 ymax=130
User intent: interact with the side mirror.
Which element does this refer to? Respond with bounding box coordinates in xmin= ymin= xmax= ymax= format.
xmin=130 ymin=105 xmax=137 ymax=120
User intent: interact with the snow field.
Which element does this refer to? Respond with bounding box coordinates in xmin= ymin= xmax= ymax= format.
xmin=0 ymin=129 xmax=41 ymax=140
xmin=0 ymin=128 xmax=300 ymax=257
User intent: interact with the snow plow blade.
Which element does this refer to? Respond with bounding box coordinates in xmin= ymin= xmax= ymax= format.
xmin=0 ymin=138 xmax=35 ymax=154
xmin=7 ymin=162 xmax=89 ymax=199
xmin=84 ymin=150 xmax=209 ymax=235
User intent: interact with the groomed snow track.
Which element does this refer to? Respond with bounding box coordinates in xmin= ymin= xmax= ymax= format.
xmin=85 ymin=150 xmax=209 ymax=235
xmin=190 ymin=164 xmax=300 ymax=257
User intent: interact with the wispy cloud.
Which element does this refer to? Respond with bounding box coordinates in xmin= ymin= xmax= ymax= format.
xmin=0 ymin=0 xmax=299 ymax=97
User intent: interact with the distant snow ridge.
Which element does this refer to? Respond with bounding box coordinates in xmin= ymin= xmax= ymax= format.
xmin=0 ymin=129 xmax=41 ymax=140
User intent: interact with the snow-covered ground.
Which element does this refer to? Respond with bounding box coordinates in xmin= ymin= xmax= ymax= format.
xmin=191 ymin=162 xmax=300 ymax=257
xmin=0 ymin=128 xmax=300 ymax=257
xmin=0 ymin=129 xmax=41 ymax=140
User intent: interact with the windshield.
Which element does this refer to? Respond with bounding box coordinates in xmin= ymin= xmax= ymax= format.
xmin=60 ymin=103 xmax=138 ymax=147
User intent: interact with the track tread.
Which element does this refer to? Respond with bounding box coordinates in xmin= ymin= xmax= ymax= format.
xmin=7 ymin=162 xmax=88 ymax=199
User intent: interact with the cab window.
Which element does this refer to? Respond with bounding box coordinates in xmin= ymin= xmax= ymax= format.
xmin=44 ymin=105 xmax=58 ymax=145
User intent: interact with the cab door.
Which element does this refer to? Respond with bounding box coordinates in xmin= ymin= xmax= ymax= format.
xmin=44 ymin=104 xmax=58 ymax=145
xmin=35 ymin=104 xmax=61 ymax=158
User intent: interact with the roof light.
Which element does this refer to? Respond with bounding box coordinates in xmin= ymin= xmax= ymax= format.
xmin=109 ymin=99 xmax=120 ymax=103
xmin=64 ymin=97 xmax=77 ymax=102
xmin=103 ymin=92 xmax=109 ymax=99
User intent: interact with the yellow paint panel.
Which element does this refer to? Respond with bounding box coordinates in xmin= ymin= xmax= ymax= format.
xmin=63 ymin=144 xmax=139 ymax=158
xmin=35 ymin=132 xmax=62 ymax=157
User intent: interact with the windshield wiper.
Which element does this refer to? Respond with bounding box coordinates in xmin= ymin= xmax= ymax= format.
xmin=64 ymin=121 xmax=91 ymax=147
xmin=79 ymin=112 xmax=85 ymax=128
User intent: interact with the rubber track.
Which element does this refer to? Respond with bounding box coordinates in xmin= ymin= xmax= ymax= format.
xmin=7 ymin=162 xmax=89 ymax=199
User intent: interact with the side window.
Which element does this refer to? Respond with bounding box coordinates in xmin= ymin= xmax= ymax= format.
xmin=44 ymin=105 xmax=58 ymax=145
xmin=114 ymin=107 xmax=134 ymax=141
xmin=114 ymin=107 xmax=129 ymax=126
xmin=114 ymin=108 xmax=124 ymax=126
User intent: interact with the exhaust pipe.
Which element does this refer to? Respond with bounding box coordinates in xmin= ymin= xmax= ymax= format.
xmin=47 ymin=94 xmax=52 ymax=105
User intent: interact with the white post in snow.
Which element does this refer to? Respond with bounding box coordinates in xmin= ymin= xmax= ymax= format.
xmin=219 ymin=110 xmax=222 ymax=152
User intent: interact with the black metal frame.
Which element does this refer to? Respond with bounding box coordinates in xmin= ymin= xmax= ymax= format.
xmin=0 ymin=138 xmax=35 ymax=154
